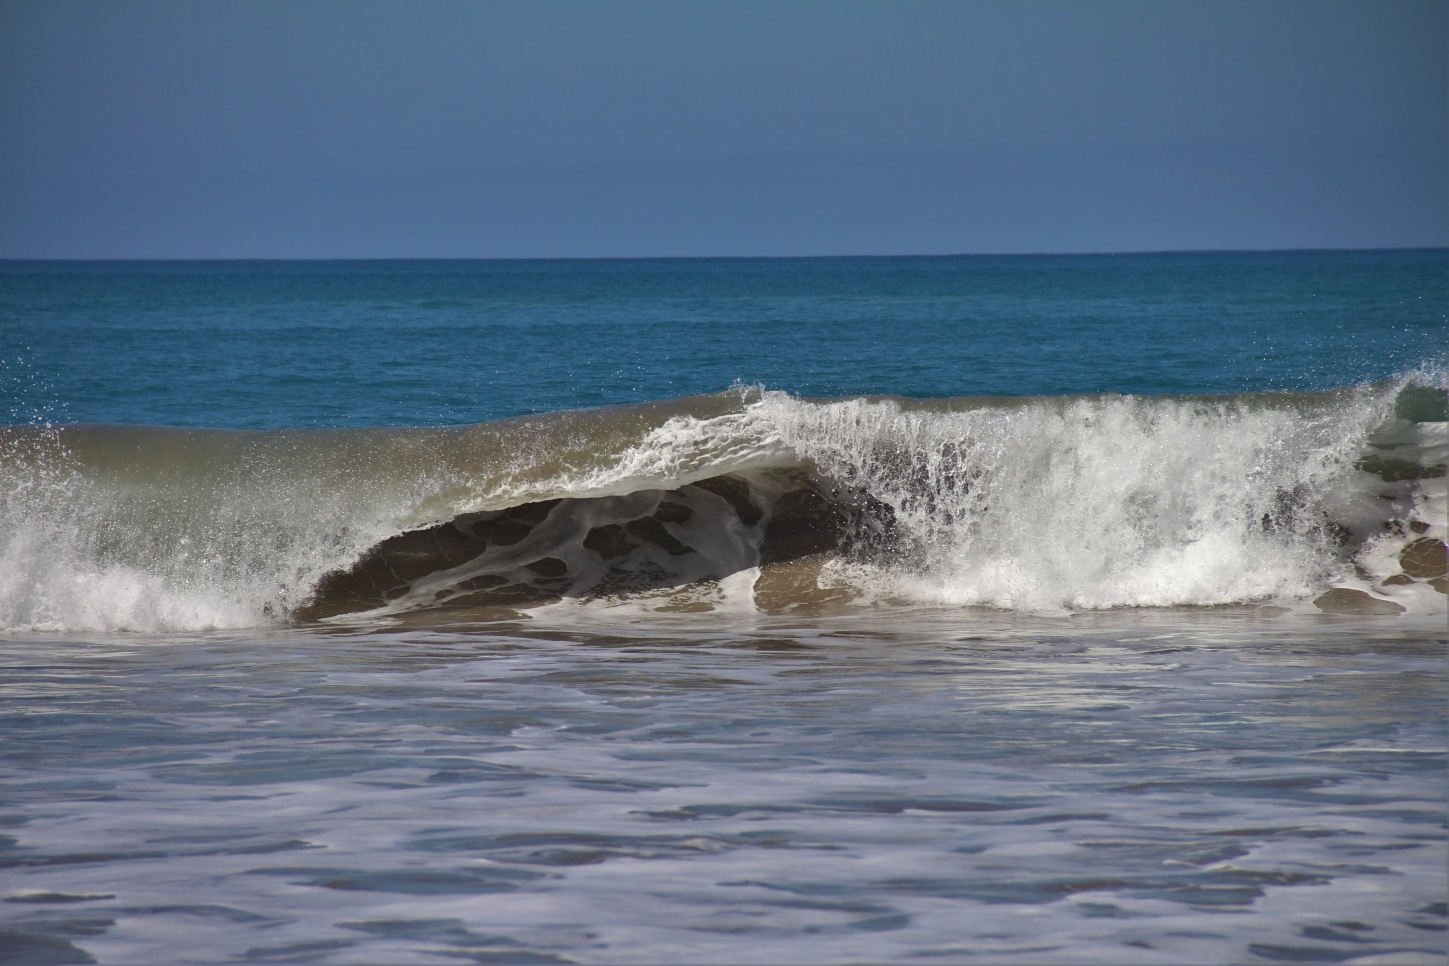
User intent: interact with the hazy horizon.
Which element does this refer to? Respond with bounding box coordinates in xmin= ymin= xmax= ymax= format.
xmin=6 ymin=245 xmax=1449 ymax=264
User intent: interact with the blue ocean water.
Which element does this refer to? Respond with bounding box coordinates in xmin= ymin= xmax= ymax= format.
xmin=0 ymin=251 xmax=1445 ymax=965
xmin=2 ymin=250 xmax=1444 ymax=428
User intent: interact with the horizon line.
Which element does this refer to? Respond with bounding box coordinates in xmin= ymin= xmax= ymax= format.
xmin=2 ymin=245 xmax=1446 ymax=264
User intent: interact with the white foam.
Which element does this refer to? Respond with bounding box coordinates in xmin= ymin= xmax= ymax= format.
xmin=2 ymin=378 xmax=1444 ymax=632
xmin=749 ymin=383 xmax=1443 ymax=613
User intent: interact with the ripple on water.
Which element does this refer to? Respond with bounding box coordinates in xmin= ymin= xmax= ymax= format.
xmin=0 ymin=615 xmax=1443 ymax=963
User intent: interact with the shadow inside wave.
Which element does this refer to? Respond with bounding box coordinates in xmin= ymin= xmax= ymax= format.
xmin=296 ymin=471 xmax=897 ymax=621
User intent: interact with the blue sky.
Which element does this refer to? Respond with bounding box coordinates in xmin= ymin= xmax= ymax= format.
xmin=1 ymin=0 xmax=1444 ymax=258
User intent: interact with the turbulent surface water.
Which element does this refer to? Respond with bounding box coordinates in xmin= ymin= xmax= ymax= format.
xmin=1 ymin=615 xmax=1445 ymax=965
xmin=1 ymin=254 xmax=1445 ymax=964
xmin=0 ymin=381 xmax=1445 ymax=633
xmin=2 ymin=381 xmax=1444 ymax=965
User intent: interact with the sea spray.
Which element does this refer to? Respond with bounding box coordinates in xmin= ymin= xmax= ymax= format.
xmin=0 ymin=380 xmax=1443 ymax=632
xmin=756 ymin=387 xmax=1393 ymax=609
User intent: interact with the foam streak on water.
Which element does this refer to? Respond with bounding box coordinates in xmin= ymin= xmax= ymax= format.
xmin=0 ymin=614 xmax=1444 ymax=964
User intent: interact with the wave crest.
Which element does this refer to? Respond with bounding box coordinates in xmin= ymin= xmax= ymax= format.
xmin=1 ymin=378 xmax=1444 ymax=632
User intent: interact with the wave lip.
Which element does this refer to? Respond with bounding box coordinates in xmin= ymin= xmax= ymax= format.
xmin=1 ymin=378 xmax=1445 ymax=633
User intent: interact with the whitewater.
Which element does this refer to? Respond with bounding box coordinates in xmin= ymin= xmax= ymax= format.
xmin=1 ymin=253 xmax=1444 ymax=965
xmin=2 ymin=380 xmax=1445 ymax=633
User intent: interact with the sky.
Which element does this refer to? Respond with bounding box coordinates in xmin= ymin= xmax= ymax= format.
xmin=0 ymin=0 xmax=1445 ymax=258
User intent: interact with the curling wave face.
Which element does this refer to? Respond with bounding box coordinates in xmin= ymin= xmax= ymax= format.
xmin=1 ymin=380 xmax=1445 ymax=632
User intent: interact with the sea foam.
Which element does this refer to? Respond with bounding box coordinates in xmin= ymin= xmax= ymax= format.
xmin=1 ymin=378 xmax=1444 ymax=632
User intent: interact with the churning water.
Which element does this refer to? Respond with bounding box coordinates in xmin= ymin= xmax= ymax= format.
xmin=1 ymin=253 xmax=1444 ymax=964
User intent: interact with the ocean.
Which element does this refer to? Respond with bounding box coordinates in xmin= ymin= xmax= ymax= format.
xmin=1 ymin=251 xmax=1445 ymax=964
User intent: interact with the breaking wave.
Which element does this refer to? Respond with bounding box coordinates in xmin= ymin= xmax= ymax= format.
xmin=1 ymin=378 xmax=1445 ymax=633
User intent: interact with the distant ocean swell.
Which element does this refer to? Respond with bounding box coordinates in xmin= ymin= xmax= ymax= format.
xmin=1 ymin=377 xmax=1445 ymax=633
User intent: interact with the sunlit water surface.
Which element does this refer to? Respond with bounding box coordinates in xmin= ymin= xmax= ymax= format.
xmin=2 ymin=608 xmax=1444 ymax=965
xmin=3 ymin=253 xmax=1445 ymax=963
